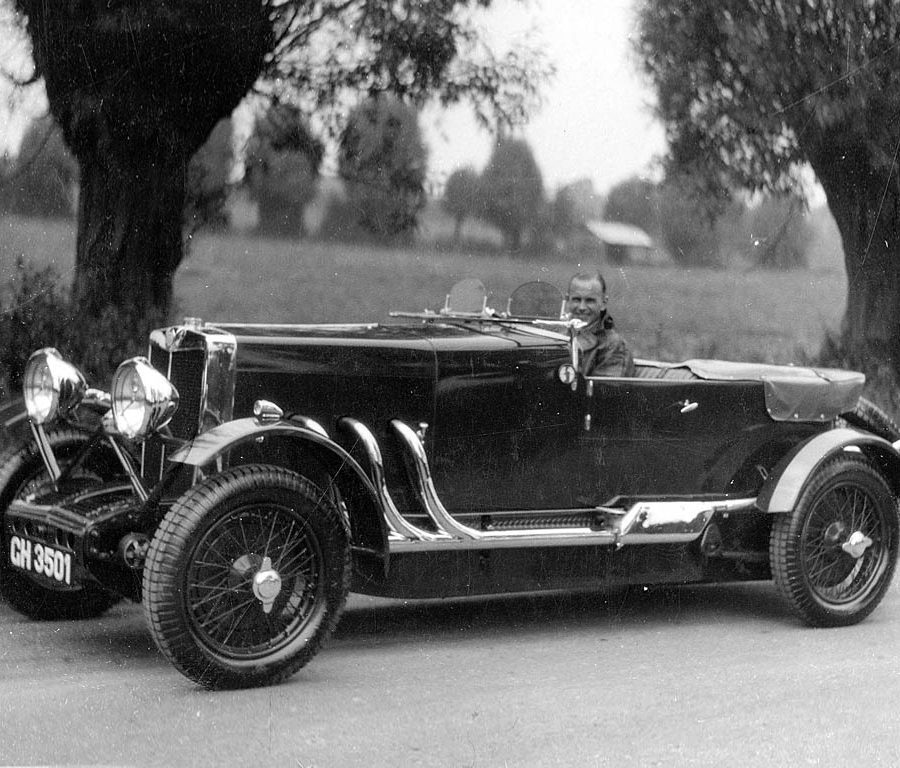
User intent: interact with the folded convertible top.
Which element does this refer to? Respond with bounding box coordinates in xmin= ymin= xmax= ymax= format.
xmin=632 ymin=359 xmax=865 ymax=422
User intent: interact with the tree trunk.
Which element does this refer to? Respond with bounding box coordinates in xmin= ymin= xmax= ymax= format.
xmin=813 ymin=149 xmax=900 ymax=375
xmin=453 ymin=215 xmax=463 ymax=244
xmin=16 ymin=1 xmax=272 ymax=328
xmin=74 ymin=148 xmax=186 ymax=321
xmin=508 ymin=227 xmax=522 ymax=252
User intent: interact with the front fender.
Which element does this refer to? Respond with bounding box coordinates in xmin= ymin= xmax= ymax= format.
xmin=168 ymin=418 xmax=388 ymax=558
xmin=757 ymin=427 xmax=900 ymax=513
xmin=1 ymin=397 xmax=29 ymax=444
xmin=167 ymin=418 xmax=337 ymax=467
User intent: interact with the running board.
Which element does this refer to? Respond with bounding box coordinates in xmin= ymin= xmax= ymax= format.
xmin=389 ymin=496 xmax=759 ymax=551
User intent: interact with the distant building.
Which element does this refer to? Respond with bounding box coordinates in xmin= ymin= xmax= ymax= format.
xmin=584 ymin=220 xmax=668 ymax=265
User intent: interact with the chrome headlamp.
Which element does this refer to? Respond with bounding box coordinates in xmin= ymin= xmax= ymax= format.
xmin=111 ymin=357 xmax=179 ymax=439
xmin=22 ymin=348 xmax=87 ymax=425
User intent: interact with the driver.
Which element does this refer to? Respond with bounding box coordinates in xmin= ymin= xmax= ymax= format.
xmin=566 ymin=270 xmax=635 ymax=377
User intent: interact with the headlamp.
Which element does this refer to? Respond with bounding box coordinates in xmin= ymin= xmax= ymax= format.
xmin=111 ymin=357 xmax=179 ymax=439
xmin=22 ymin=348 xmax=86 ymax=425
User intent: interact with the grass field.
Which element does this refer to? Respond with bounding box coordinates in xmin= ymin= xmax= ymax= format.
xmin=1 ymin=214 xmax=846 ymax=366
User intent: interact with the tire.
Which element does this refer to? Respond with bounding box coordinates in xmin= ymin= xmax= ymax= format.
xmin=0 ymin=427 xmax=123 ymax=620
xmin=839 ymin=397 xmax=900 ymax=443
xmin=770 ymin=454 xmax=899 ymax=627
xmin=142 ymin=464 xmax=351 ymax=689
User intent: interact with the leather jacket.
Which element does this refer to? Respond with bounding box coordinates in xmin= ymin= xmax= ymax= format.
xmin=575 ymin=312 xmax=635 ymax=377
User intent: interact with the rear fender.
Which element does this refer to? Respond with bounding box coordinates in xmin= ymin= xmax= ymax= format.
xmin=757 ymin=427 xmax=900 ymax=513
xmin=167 ymin=418 xmax=388 ymax=558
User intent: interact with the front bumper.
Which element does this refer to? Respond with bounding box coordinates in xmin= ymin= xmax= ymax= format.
xmin=5 ymin=483 xmax=139 ymax=593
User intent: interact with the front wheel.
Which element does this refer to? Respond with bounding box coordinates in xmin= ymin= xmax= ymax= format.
xmin=142 ymin=464 xmax=351 ymax=689
xmin=770 ymin=454 xmax=899 ymax=627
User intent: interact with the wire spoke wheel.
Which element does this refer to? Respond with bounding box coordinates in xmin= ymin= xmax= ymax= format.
xmin=801 ymin=484 xmax=886 ymax=603
xmin=143 ymin=464 xmax=351 ymax=689
xmin=186 ymin=502 xmax=325 ymax=659
xmin=771 ymin=454 xmax=899 ymax=627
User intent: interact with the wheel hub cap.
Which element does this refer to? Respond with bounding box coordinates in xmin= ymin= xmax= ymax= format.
xmin=841 ymin=531 xmax=874 ymax=559
xmin=252 ymin=556 xmax=283 ymax=614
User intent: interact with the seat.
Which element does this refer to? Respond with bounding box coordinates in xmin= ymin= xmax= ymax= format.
xmin=631 ymin=363 xmax=699 ymax=380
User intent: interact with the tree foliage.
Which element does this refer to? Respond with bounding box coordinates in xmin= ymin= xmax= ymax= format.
xmin=603 ymin=175 xmax=720 ymax=266
xmin=655 ymin=182 xmax=721 ymax=267
xmin=479 ymin=137 xmax=545 ymax=251
xmin=5 ymin=0 xmax=551 ymax=337
xmin=604 ymin=174 xmax=809 ymax=268
xmin=550 ymin=177 xmax=603 ymax=233
xmin=184 ymin=119 xmax=235 ymax=233
xmin=636 ymin=1 xmax=900 ymax=375
xmin=244 ymin=103 xmax=323 ymax=237
xmin=261 ymin=2 xmax=551 ymax=135
xmin=742 ymin=194 xmax=809 ymax=270
xmin=604 ymin=177 xmax=657 ymax=234
xmin=442 ymin=166 xmax=481 ymax=241
xmin=0 ymin=114 xmax=77 ymax=218
xmin=0 ymin=259 xmax=159 ymax=401
xmin=338 ymin=94 xmax=427 ymax=236
xmin=0 ymin=258 xmax=71 ymax=400
xmin=1 ymin=113 xmax=234 ymax=230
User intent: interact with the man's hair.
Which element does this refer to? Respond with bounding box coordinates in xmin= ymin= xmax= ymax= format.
xmin=568 ymin=269 xmax=607 ymax=296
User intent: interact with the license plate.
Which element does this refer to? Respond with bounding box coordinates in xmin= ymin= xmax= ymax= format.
xmin=9 ymin=535 xmax=73 ymax=586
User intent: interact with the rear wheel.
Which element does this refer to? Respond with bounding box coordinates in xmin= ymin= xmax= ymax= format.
xmin=0 ymin=427 xmax=123 ymax=619
xmin=143 ymin=464 xmax=351 ymax=689
xmin=839 ymin=398 xmax=900 ymax=442
xmin=770 ymin=454 xmax=899 ymax=627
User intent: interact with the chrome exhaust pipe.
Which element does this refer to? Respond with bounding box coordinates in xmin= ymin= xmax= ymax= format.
xmin=383 ymin=420 xmax=760 ymax=553
xmin=338 ymin=418 xmax=449 ymax=542
xmin=391 ymin=420 xmax=483 ymax=540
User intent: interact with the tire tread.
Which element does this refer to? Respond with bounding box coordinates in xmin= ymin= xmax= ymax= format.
xmin=143 ymin=464 xmax=351 ymax=689
xmin=770 ymin=453 xmax=898 ymax=627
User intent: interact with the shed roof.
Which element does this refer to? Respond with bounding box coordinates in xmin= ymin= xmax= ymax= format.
xmin=585 ymin=220 xmax=654 ymax=248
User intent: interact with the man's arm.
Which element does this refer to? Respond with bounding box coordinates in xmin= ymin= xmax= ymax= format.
xmin=585 ymin=331 xmax=635 ymax=377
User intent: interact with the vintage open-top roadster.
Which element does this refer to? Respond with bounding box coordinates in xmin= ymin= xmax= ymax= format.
xmin=2 ymin=279 xmax=899 ymax=689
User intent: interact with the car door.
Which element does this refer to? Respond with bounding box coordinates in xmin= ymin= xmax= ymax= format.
xmin=580 ymin=375 xmax=789 ymax=501
xmin=428 ymin=330 xmax=592 ymax=513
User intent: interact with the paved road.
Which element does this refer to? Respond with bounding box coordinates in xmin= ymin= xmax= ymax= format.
xmin=1 ymin=580 xmax=900 ymax=767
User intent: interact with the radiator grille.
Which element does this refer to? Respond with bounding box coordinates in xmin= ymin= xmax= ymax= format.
xmin=138 ymin=323 xmax=236 ymax=490
xmin=162 ymin=348 xmax=205 ymax=440
xmin=142 ymin=344 xmax=206 ymax=484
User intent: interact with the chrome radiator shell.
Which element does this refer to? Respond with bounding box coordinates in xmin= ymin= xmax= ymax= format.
xmin=141 ymin=321 xmax=237 ymax=485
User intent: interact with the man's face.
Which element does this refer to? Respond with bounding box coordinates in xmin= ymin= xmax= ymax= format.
xmin=566 ymin=277 xmax=607 ymax=324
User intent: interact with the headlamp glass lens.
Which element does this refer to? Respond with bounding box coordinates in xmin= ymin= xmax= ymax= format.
xmin=113 ymin=364 xmax=148 ymax=438
xmin=111 ymin=358 xmax=178 ymax=439
xmin=22 ymin=349 xmax=85 ymax=425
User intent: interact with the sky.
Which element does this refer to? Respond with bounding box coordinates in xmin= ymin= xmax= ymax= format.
xmin=423 ymin=0 xmax=667 ymax=195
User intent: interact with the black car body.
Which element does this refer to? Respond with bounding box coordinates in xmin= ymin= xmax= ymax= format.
xmin=2 ymin=281 xmax=899 ymax=689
